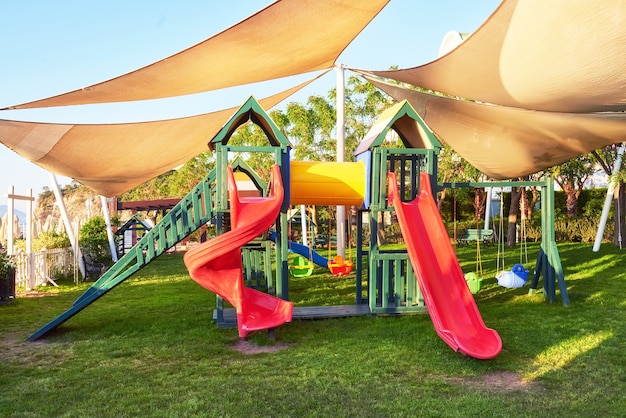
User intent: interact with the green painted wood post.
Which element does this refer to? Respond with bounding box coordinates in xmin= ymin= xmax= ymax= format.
xmin=355 ymin=209 xmax=364 ymax=304
xmin=368 ymin=212 xmax=379 ymax=311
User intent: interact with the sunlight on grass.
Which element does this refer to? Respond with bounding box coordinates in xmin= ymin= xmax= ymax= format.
xmin=3 ymin=243 xmax=626 ymax=416
xmin=524 ymin=331 xmax=612 ymax=381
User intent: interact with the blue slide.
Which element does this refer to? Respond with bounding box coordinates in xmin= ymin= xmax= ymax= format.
xmin=268 ymin=230 xmax=330 ymax=268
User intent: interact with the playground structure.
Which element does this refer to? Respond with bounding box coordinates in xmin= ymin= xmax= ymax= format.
xmin=27 ymin=97 xmax=569 ymax=360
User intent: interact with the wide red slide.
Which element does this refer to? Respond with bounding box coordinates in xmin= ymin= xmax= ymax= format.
xmin=184 ymin=164 xmax=293 ymax=338
xmin=387 ymin=172 xmax=501 ymax=359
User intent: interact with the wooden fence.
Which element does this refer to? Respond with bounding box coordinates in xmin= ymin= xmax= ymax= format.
xmin=13 ymin=248 xmax=76 ymax=290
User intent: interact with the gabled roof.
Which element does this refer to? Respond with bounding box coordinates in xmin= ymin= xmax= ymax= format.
xmin=115 ymin=214 xmax=152 ymax=235
xmin=353 ymin=100 xmax=442 ymax=155
xmin=209 ymin=96 xmax=291 ymax=150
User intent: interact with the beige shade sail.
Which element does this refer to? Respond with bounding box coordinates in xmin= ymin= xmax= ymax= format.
xmin=5 ymin=0 xmax=389 ymax=110
xmin=0 ymin=80 xmax=313 ymax=197
xmin=367 ymin=0 xmax=626 ymax=113
xmin=365 ymin=76 xmax=626 ymax=179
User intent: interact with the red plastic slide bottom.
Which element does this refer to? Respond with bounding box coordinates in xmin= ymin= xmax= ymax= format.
xmin=387 ymin=172 xmax=502 ymax=359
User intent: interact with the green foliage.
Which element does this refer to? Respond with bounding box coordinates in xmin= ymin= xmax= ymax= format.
xmin=119 ymin=152 xmax=215 ymax=201
xmin=228 ymin=123 xmax=275 ymax=177
xmin=32 ymin=231 xmax=71 ymax=251
xmin=0 ymin=250 xmax=15 ymax=277
xmin=79 ymin=216 xmax=111 ymax=264
xmin=548 ymin=154 xmax=596 ymax=217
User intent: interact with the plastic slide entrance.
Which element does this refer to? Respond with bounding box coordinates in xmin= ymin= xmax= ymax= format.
xmin=387 ymin=172 xmax=502 ymax=359
xmin=184 ymin=165 xmax=293 ymax=338
xmin=267 ymin=230 xmax=330 ymax=268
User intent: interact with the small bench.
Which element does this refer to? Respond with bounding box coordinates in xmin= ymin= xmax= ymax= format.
xmin=457 ymin=228 xmax=494 ymax=246
xmin=82 ymin=253 xmax=107 ymax=281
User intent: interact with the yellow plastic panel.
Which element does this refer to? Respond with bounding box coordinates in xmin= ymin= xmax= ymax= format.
xmin=290 ymin=161 xmax=365 ymax=206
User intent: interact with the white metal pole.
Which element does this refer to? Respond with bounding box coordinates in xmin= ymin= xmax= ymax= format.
xmin=336 ymin=64 xmax=346 ymax=257
xmin=484 ymin=187 xmax=492 ymax=230
xmin=300 ymin=205 xmax=308 ymax=247
xmin=49 ymin=173 xmax=86 ymax=277
xmin=7 ymin=186 xmax=14 ymax=254
xmin=101 ymin=195 xmax=118 ymax=262
xmin=593 ymin=145 xmax=625 ymax=252
xmin=26 ymin=189 xmax=34 ymax=289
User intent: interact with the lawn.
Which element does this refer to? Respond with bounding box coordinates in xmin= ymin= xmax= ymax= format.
xmin=1 ymin=242 xmax=625 ymax=417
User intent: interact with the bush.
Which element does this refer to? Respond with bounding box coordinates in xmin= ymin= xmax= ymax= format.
xmin=32 ymin=231 xmax=71 ymax=251
xmin=79 ymin=216 xmax=112 ymax=265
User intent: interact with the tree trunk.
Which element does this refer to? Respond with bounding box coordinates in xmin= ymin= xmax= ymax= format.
xmin=376 ymin=211 xmax=386 ymax=246
xmin=562 ymin=184 xmax=578 ymax=218
xmin=507 ymin=187 xmax=522 ymax=247
xmin=437 ymin=188 xmax=447 ymax=212
xmin=526 ymin=187 xmax=539 ymax=220
xmin=473 ymin=189 xmax=486 ymax=225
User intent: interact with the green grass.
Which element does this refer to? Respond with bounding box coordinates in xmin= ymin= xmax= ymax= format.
xmin=2 ymin=244 xmax=626 ymax=417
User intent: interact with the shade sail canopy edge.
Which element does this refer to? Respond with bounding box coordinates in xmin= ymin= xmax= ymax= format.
xmin=0 ymin=78 xmax=315 ymax=196
xmin=366 ymin=0 xmax=626 ymax=113
xmin=5 ymin=0 xmax=389 ymax=110
xmin=365 ymin=76 xmax=626 ymax=179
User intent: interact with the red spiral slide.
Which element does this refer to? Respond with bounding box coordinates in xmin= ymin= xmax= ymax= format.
xmin=184 ymin=165 xmax=293 ymax=338
xmin=387 ymin=172 xmax=502 ymax=359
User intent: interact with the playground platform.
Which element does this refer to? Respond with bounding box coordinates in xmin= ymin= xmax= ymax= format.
xmin=213 ymin=303 xmax=427 ymax=328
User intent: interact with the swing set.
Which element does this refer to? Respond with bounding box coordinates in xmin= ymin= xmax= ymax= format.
xmin=495 ymin=187 xmax=530 ymax=288
xmin=443 ymin=178 xmax=569 ymax=306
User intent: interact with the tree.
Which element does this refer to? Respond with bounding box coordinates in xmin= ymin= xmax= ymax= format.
xmin=548 ymin=154 xmax=596 ymax=218
xmin=343 ymin=75 xmax=393 ymax=154
xmin=79 ymin=216 xmax=111 ymax=265
xmin=166 ymin=152 xmax=215 ymax=196
xmin=229 ymin=123 xmax=275 ymax=178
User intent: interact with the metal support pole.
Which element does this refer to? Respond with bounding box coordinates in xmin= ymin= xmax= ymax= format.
xmin=101 ymin=196 xmax=118 ymax=262
xmin=6 ymin=186 xmax=14 ymax=254
xmin=336 ymin=64 xmax=346 ymax=257
xmin=484 ymin=187 xmax=492 ymax=230
xmin=300 ymin=205 xmax=308 ymax=247
xmin=593 ymin=145 xmax=624 ymax=252
xmin=49 ymin=173 xmax=85 ymax=278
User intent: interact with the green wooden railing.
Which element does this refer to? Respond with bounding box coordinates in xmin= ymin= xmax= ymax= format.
xmin=369 ymin=251 xmax=425 ymax=314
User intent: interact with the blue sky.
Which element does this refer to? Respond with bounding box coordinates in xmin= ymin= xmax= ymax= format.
xmin=0 ymin=0 xmax=501 ymax=208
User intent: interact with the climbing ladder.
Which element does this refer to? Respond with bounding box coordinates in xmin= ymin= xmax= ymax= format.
xmin=28 ymin=169 xmax=218 ymax=340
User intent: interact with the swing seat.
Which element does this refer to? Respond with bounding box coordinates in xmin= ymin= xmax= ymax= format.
xmin=289 ymin=256 xmax=314 ymax=277
xmin=328 ymin=255 xmax=353 ymax=277
xmin=464 ymin=272 xmax=483 ymax=294
xmin=496 ymin=263 xmax=528 ymax=288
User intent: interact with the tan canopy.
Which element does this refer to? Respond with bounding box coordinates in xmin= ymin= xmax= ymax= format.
xmin=5 ymin=0 xmax=388 ymax=110
xmin=369 ymin=0 xmax=626 ymax=113
xmin=358 ymin=0 xmax=626 ymax=178
xmin=0 ymin=81 xmax=311 ymax=196
xmin=0 ymin=0 xmax=388 ymax=196
xmin=365 ymin=77 xmax=626 ymax=180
